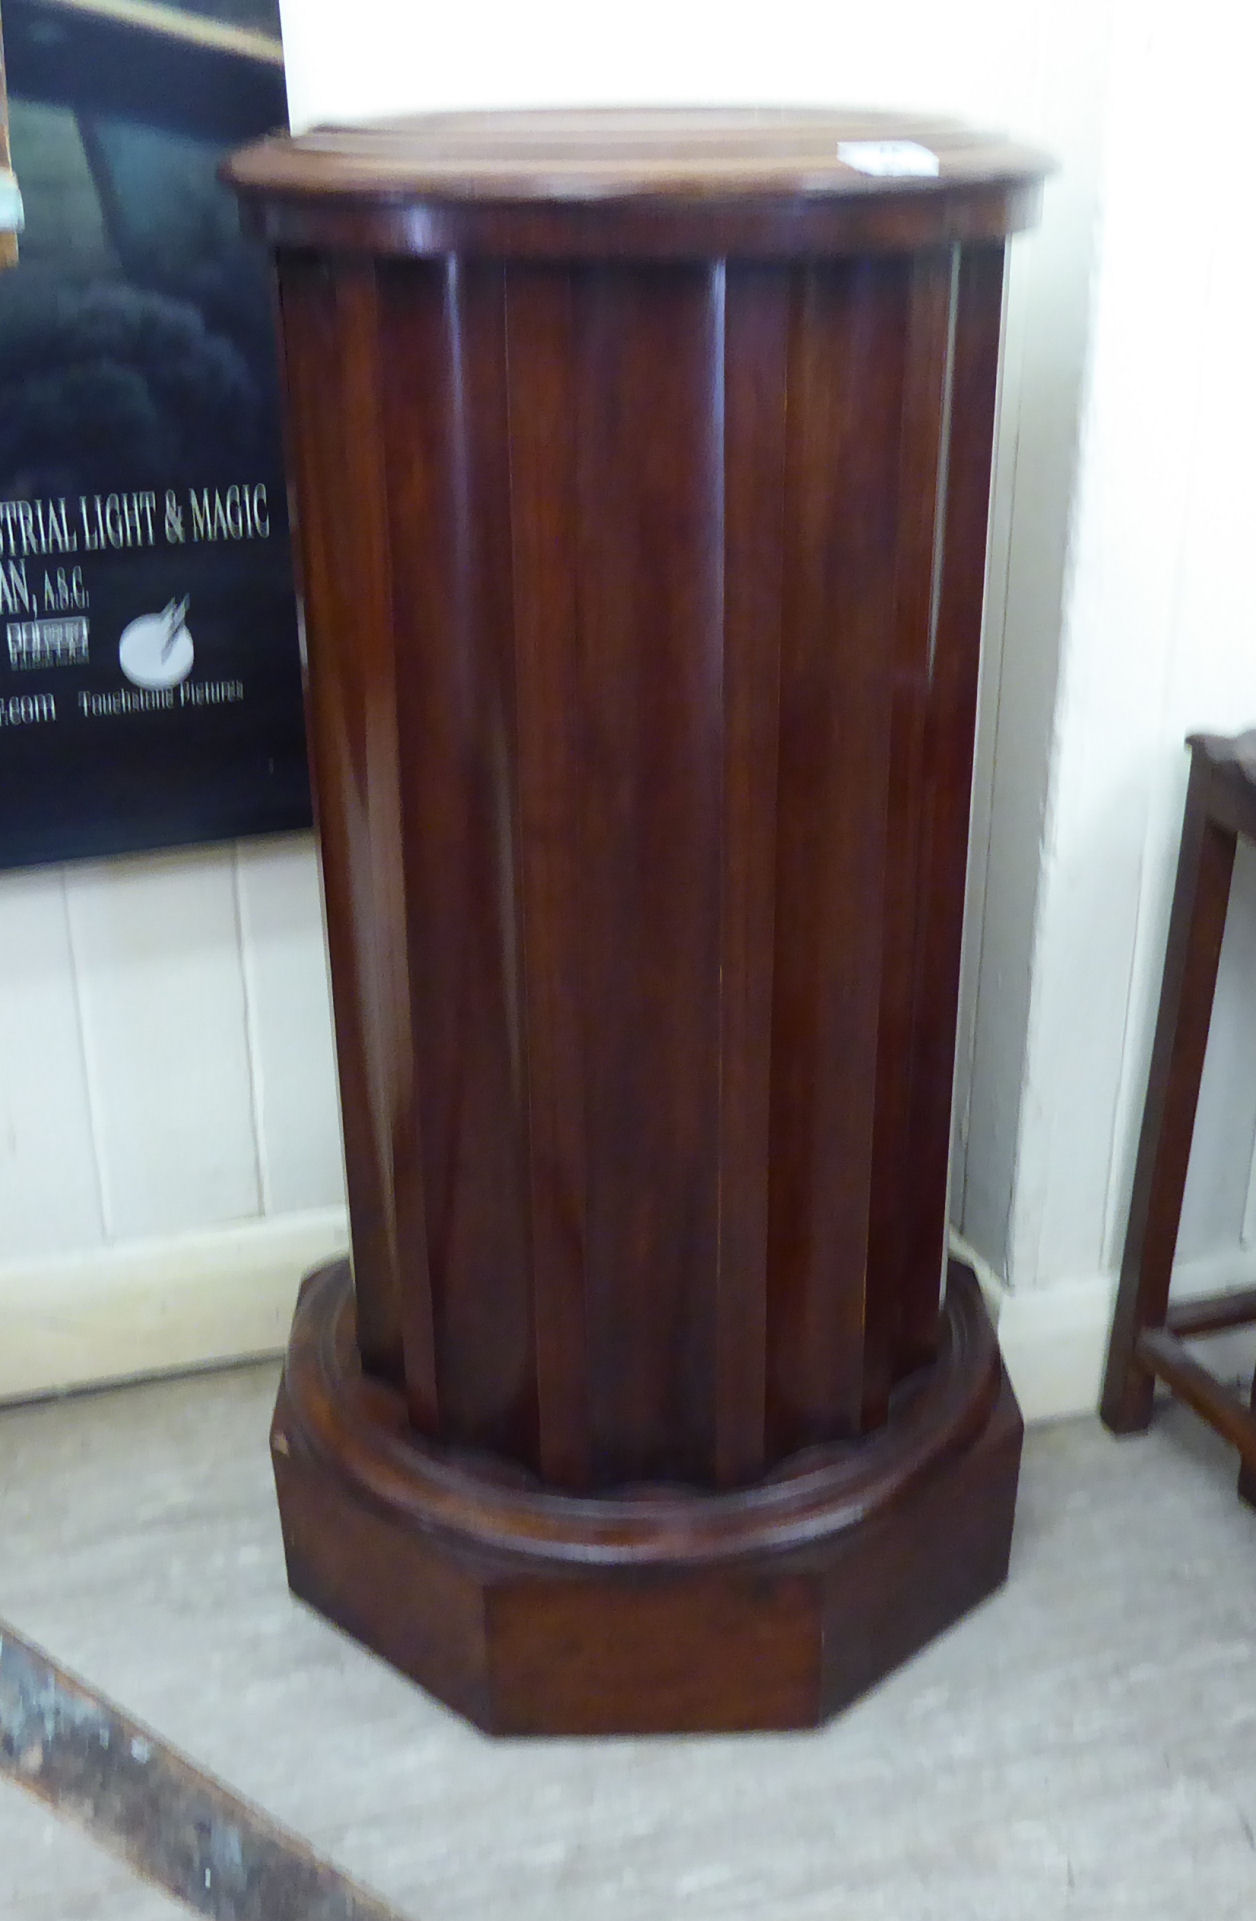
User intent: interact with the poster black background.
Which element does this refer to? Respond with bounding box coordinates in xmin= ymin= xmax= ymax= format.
xmin=0 ymin=0 xmax=310 ymax=871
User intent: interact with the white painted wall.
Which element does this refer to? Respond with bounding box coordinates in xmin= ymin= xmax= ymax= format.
xmin=1002 ymin=0 xmax=1256 ymax=1287
xmin=980 ymin=0 xmax=1256 ymax=1419
xmin=0 ymin=840 xmax=347 ymax=1395
xmin=0 ymin=837 xmax=346 ymax=1261
xmin=0 ymin=0 xmax=1112 ymax=1401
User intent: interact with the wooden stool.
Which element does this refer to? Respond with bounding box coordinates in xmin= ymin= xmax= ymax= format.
xmin=1101 ymin=729 xmax=1256 ymax=1504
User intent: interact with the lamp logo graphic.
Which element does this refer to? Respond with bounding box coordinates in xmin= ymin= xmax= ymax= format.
xmin=118 ymin=598 xmax=194 ymax=689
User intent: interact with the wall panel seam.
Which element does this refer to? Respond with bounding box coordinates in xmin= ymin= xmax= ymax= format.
xmin=231 ymin=842 xmax=272 ymax=1217
xmin=60 ymin=868 xmax=112 ymax=1244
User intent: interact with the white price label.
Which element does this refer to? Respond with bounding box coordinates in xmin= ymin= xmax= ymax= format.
xmin=836 ymin=140 xmax=941 ymax=179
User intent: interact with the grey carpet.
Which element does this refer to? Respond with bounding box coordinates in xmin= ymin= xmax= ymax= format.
xmin=0 ymin=1359 xmax=1254 ymax=1919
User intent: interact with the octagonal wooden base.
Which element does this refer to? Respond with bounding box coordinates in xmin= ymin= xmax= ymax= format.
xmin=271 ymin=1258 xmax=1020 ymax=1735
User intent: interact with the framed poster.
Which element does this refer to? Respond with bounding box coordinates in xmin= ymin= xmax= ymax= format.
xmin=0 ymin=0 xmax=310 ymax=870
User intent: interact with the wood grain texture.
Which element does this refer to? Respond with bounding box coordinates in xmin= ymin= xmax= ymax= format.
xmin=276 ymin=257 xmax=413 ymax=1393
xmin=375 ymin=257 xmax=534 ymax=1460
xmin=229 ymin=106 xmax=1044 ymax=197
xmin=712 ymin=266 xmax=789 ymax=1487
xmin=569 ymin=262 xmax=724 ymax=1488
xmin=766 ymin=256 xmax=907 ymax=1454
xmin=504 ymin=264 xmax=592 ymax=1489
xmin=225 ymin=107 xmax=1046 ymax=260
xmin=270 ymin=1259 xmax=1018 ymax=1733
xmin=240 ymin=108 xmax=1042 ymax=1730
xmin=274 ymin=239 xmax=1012 ymax=1489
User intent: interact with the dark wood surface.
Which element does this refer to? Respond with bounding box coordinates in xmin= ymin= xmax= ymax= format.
xmin=1134 ymin=1328 xmax=1256 ymax=1466
xmin=1102 ymin=730 xmax=1256 ymax=1508
xmin=274 ymin=237 xmax=1009 ymax=1493
xmin=224 ymin=106 xmax=1044 ymax=258
xmin=1167 ymin=1284 xmax=1256 ymax=1338
xmin=229 ymin=106 xmax=1045 ymax=199
xmin=233 ymin=107 xmax=1043 ymax=1729
xmin=273 ymin=1259 xmax=1020 ymax=1733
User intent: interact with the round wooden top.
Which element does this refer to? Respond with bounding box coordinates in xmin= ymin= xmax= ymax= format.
xmin=225 ymin=107 xmax=1048 ymax=258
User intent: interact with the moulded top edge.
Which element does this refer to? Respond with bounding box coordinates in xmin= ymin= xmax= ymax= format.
xmin=224 ymin=105 xmax=1051 ymax=208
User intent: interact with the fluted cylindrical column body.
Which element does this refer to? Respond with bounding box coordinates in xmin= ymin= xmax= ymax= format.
xmin=225 ymin=110 xmax=1045 ymax=1737
xmin=228 ymin=109 xmax=1042 ymax=1496
xmin=273 ymin=240 xmax=1000 ymax=1493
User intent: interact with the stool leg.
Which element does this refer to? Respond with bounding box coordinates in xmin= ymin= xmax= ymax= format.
xmin=1239 ymin=1368 xmax=1256 ymax=1509
xmin=1101 ymin=759 xmax=1237 ymax=1434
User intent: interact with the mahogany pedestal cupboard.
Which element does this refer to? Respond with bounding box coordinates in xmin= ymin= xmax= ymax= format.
xmin=227 ymin=110 xmax=1046 ymax=1736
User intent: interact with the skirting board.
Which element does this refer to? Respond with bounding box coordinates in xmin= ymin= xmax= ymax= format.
xmin=951 ymin=1231 xmax=1256 ymax=1424
xmin=0 ymin=1208 xmax=349 ymax=1404
xmin=1 ymin=1211 xmax=1249 ymax=1416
